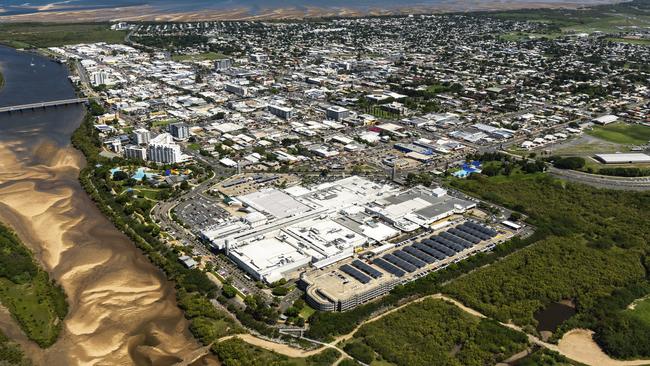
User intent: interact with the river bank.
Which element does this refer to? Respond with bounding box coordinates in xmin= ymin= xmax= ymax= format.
xmin=0 ymin=45 xmax=207 ymax=365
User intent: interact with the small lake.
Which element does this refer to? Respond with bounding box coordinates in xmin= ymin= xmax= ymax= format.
xmin=534 ymin=302 xmax=576 ymax=333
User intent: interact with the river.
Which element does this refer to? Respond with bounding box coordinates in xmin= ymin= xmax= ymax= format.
xmin=0 ymin=46 xmax=211 ymax=365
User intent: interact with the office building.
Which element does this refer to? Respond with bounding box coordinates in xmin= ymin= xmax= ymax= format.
xmin=214 ymin=58 xmax=233 ymax=70
xmin=326 ymin=106 xmax=350 ymax=121
xmin=124 ymin=145 xmax=147 ymax=161
xmin=169 ymin=122 xmax=190 ymax=140
xmin=269 ymin=104 xmax=293 ymax=120
xmin=225 ymin=82 xmax=249 ymax=97
xmin=147 ymin=133 xmax=182 ymax=164
xmin=132 ymin=128 xmax=151 ymax=145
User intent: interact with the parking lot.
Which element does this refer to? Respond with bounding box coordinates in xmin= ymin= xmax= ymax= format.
xmin=175 ymin=195 xmax=229 ymax=231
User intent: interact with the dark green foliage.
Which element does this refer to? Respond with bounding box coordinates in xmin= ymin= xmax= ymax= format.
xmin=594 ymin=313 xmax=650 ymax=359
xmin=0 ymin=331 xmax=31 ymax=366
xmin=448 ymin=173 xmax=650 ymax=357
xmin=514 ymin=348 xmax=579 ymax=366
xmin=0 ymin=224 xmax=68 ymax=348
xmin=445 ymin=236 xmax=644 ymax=327
xmin=211 ymin=338 xmax=339 ymax=366
xmin=354 ymin=299 xmax=528 ymax=366
xmin=405 ymin=172 xmax=434 ymax=187
xmin=272 ymin=286 xmax=289 ymax=297
xmin=222 ymin=283 xmax=237 ymax=299
xmin=338 ymin=359 xmax=360 ymax=366
xmin=598 ymin=167 xmax=650 ymax=177
xmin=112 ymin=170 xmax=128 ymax=181
xmin=551 ymin=156 xmax=585 ymax=170
xmin=466 ymin=152 xmax=545 ymax=176
xmin=88 ymin=100 xmax=105 ymax=116
xmin=343 ymin=341 xmax=375 ymax=364
xmin=0 ymin=227 xmax=37 ymax=284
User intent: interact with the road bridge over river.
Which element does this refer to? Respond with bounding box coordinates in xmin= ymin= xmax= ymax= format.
xmin=0 ymin=98 xmax=88 ymax=113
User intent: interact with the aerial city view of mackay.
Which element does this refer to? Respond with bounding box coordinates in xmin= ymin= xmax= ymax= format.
xmin=1 ymin=1 xmax=650 ymax=366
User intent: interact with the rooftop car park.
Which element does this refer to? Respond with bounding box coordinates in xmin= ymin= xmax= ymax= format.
xmin=302 ymin=219 xmax=519 ymax=311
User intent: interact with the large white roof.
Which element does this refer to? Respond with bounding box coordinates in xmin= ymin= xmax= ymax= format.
xmin=595 ymin=153 xmax=650 ymax=164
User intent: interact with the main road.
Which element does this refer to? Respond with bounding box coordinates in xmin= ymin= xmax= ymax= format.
xmin=549 ymin=167 xmax=650 ymax=191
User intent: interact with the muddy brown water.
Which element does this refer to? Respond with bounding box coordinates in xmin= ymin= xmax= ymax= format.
xmin=0 ymin=46 xmax=215 ymax=365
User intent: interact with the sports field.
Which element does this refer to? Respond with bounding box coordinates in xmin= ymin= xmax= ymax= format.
xmin=587 ymin=123 xmax=650 ymax=145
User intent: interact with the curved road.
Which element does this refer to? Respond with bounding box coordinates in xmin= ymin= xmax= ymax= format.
xmin=215 ymin=292 xmax=650 ymax=366
xmin=549 ymin=167 xmax=650 ymax=191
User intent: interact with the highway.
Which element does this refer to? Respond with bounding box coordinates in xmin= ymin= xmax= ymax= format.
xmin=549 ymin=167 xmax=650 ymax=191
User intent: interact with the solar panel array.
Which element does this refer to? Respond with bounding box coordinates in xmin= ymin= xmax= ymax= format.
xmin=352 ymin=260 xmax=383 ymax=279
xmin=403 ymin=246 xmax=436 ymax=263
xmin=433 ymin=236 xmax=464 ymax=252
xmin=456 ymin=224 xmax=491 ymax=241
xmin=413 ymin=242 xmax=447 ymax=260
xmin=394 ymin=250 xmax=427 ymax=268
xmin=373 ymin=258 xmax=405 ymax=277
xmin=466 ymin=221 xmax=498 ymax=237
xmin=384 ymin=253 xmax=417 ymax=272
xmin=423 ymin=239 xmax=456 ymax=256
xmin=340 ymin=264 xmax=371 ymax=284
xmin=439 ymin=231 xmax=473 ymax=249
xmin=447 ymin=228 xmax=481 ymax=244
xmin=334 ymin=223 xmax=498 ymax=283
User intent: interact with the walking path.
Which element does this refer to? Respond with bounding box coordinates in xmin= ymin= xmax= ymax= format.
xmin=212 ymin=293 xmax=650 ymax=366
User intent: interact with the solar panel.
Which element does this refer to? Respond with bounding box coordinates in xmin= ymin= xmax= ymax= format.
xmin=404 ymin=246 xmax=436 ymax=263
xmin=466 ymin=222 xmax=498 ymax=237
xmin=422 ymin=239 xmax=438 ymax=247
xmin=448 ymin=228 xmax=481 ymax=244
xmin=414 ymin=243 xmax=448 ymax=259
xmin=340 ymin=264 xmax=371 ymax=284
xmin=457 ymin=225 xmax=491 ymax=241
xmin=423 ymin=240 xmax=455 ymax=256
xmin=384 ymin=254 xmax=417 ymax=272
xmin=432 ymin=236 xmax=463 ymax=252
xmin=373 ymin=258 xmax=405 ymax=277
xmin=394 ymin=250 xmax=427 ymax=268
xmin=463 ymin=225 xmax=492 ymax=240
xmin=447 ymin=228 xmax=481 ymax=245
xmin=440 ymin=232 xmax=473 ymax=248
xmin=352 ymin=260 xmax=383 ymax=278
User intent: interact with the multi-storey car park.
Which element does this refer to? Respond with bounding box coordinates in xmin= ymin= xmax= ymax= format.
xmin=301 ymin=218 xmax=519 ymax=311
xmin=195 ymin=174 xmax=527 ymax=311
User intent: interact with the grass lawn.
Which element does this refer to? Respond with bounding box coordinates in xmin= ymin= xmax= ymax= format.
xmin=499 ymin=32 xmax=562 ymax=41
xmin=0 ymin=275 xmax=65 ymax=348
xmin=0 ymin=23 xmax=126 ymax=48
xmin=172 ymin=51 xmax=228 ymax=62
xmin=0 ymin=224 xmax=67 ymax=348
xmin=587 ymin=123 xmax=650 ymax=145
xmin=606 ymin=37 xmax=650 ymax=46
xmin=299 ymin=304 xmax=316 ymax=320
xmin=151 ymin=119 xmax=176 ymax=128
xmin=131 ymin=188 xmax=161 ymax=201
xmin=187 ymin=142 xmax=201 ymax=151
xmin=489 ymin=2 xmax=650 ymax=34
